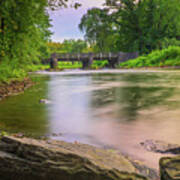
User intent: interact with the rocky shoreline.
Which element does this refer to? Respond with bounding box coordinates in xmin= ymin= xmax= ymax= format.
xmin=0 ymin=135 xmax=150 ymax=180
xmin=0 ymin=134 xmax=180 ymax=180
xmin=0 ymin=78 xmax=34 ymax=101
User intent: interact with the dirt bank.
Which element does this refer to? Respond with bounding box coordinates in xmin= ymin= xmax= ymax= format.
xmin=0 ymin=78 xmax=34 ymax=101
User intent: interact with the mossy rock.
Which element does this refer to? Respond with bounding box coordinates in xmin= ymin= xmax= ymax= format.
xmin=160 ymin=156 xmax=180 ymax=180
xmin=0 ymin=136 xmax=148 ymax=180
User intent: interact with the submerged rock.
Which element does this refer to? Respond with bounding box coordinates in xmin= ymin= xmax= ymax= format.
xmin=140 ymin=139 xmax=180 ymax=154
xmin=160 ymin=156 xmax=180 ymax=180
xmin=39 ymin=99 xmax=51 ymax=104
xmin=0 ymin=136 xmax=147 ymax=180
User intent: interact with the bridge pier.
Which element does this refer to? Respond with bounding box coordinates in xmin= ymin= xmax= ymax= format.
xmin=82 ymin=54 xmax=94 ymax=69
xmin=50 ymin=53 xmax=58 ymax=69
xmin=108 ymin=59 xmax=118 ymax=68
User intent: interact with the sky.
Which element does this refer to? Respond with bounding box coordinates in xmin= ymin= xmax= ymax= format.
xmin=49 ymin=0 xmax=105 ymax=42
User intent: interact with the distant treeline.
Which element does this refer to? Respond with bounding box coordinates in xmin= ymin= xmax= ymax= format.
xmin=47 ymin=39 xmax=91 ymax=54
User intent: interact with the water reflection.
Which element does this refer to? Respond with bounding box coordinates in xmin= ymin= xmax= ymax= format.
xmin=91 ymin=74 xmax=175 ymax=121
xmin=47 ymin=75 xmax=94 ymax=143
xmin=0 ymin=76 xmax=50 ymax=136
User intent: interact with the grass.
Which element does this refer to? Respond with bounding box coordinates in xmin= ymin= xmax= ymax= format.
xmin=30 ymin=60 xmax=109 ymax=71
xmin=48 ymin=60 xmax=109 ymax=70
xmin=0 ymin=60 xmax=109 ymax=83
xmin=119 ymin=46 xmax=180 ymax=68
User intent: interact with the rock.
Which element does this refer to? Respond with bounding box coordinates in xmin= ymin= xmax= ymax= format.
xmin=160 ymin=156 xmax=180 ymax=180
xmin=140 ymin=139 xmax=180 ymax=154
xmin=39 ymin=99 xmax=51 ymax=104
xmin=51 ymin=132 xmax=63 ymax=137
xmin=13 ymin=133 xmax=24 ymax=138
xmin=0 ymin=136 xmax=147 ymax=180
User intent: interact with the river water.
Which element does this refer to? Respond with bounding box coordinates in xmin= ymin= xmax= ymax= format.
xmin=1 ymin=69 xmax=180 ymax=169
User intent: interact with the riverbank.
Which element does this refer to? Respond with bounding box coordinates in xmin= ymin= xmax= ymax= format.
xmin=0 ymin=78 xmax=34 ymax=101
xmin=119 ymin=46 xmax=180 ymax=68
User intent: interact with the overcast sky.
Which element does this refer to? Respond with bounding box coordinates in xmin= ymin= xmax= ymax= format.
xmin=49 ymin=0 xmax=105 ymax=42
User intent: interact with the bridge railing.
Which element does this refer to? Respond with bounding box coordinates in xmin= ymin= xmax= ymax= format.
xmin=55 ymin=53 xmax=120 ymax=61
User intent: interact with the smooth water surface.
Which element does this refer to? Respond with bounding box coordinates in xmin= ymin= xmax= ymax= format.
xmin=1 ymin=70 xmax=180 ymax=168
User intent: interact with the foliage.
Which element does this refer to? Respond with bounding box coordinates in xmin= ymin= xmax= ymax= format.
xmin=29 ymin=60 xmax=109 ymax=71
xmin=0 ymin=0 xmax=82 ymax=83
xmin=113 ymin=0 xmax=180 ymax=54
xmin=0 ymin=0 xmax=52 ymax=82
xmin=48 ymin=39 xmax=89 ymax=53
xmin=48 ymin=0 xmax=81 ymax=10
xmin=80 ymin=0 xmax=180 ymax=54
xmin=79 ymin=8 xmax=119 ymax=52
xmin=119 ymin=46 xmax=180 ymax=68
xmin=0 ymin=131 xmax=8 ymax=137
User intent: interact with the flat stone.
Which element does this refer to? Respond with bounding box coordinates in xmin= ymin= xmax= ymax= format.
xmin=140 ymin=139 xmax=180 ymax=154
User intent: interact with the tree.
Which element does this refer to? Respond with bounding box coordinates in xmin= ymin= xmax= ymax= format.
xmin=0 ymin=0 xmax=51 ymax=63
xmin=80 ymin=0 xmax=180 ymax=54
xmin=0 ymin=0 xmax=81 ymax=81
xmin=79 ymin=8 xmax=119 ymax=52
xmin=107 ymin=0 xmax=180 ymax=54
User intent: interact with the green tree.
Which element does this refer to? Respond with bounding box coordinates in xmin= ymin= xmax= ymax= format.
xmin=107 ymin=0 xmax=180 ymax=54
xmin=0 ymin=0 xmax=51 ymax=64
xmin=79 ymin=8 xmax=119 ymax=52
xmin=80 ymin=0 xmax=180 ymax=54
xmin=47 ymin=39 xmax=88 ymax=53
xmin=0 ymin=0 xmax=81 ymax=81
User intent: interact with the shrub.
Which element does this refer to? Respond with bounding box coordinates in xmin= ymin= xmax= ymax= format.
xmin=119 ymin=46 xmax=180 ymax=68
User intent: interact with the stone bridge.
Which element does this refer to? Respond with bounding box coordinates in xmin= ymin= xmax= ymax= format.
xmin=49 ymin=52 xmax=138 ymax=69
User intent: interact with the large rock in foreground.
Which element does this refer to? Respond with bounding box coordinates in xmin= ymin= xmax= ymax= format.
xmin=160 ymin=156 xmax=180 ymax=180
xmin=0 ymin=136 xmax=147 ymax=180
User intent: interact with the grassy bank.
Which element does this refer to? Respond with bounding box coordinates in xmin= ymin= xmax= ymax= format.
xmin=0 ymin=60 xmax=108 ymax=83
xmin=119 ymin=46 xmax=180 ymax=68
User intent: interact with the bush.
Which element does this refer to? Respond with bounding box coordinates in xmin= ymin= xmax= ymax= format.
xmin=119 ymin=46 xmax=180 ymax=68
xmin=0 ymin=61 xmax=27 ymax=83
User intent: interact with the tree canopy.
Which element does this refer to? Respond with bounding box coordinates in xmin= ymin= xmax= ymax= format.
xmin=0 ymin=0 xmax=81 ymax=81
xmin=79 ymin=0 xmax=180 ymax=54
